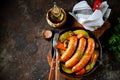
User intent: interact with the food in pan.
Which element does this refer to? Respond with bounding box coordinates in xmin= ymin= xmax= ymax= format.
xmin=56 ymin=29 xmax=100 ymax=76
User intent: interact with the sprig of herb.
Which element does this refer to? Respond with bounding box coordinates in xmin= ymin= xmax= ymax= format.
xmin=108 ymin=18 xmax=120 ymax=60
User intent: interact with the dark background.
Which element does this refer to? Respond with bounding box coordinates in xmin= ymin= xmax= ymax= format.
xmin=0 ymin=0 xmax=120 ymax=80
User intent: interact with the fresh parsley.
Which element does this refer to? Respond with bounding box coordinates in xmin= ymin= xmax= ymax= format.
xmin=108 ymin=18 xmax=120 ymax=60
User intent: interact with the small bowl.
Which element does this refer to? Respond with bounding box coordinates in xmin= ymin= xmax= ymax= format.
xmin=46 ymin=8 xmax=67 ymax=28
xmin=57 ymin=27 xmax=102 ymax=78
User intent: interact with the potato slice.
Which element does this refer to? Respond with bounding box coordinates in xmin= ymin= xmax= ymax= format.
xmin=73 ymin=30 xmax=90 ymax=38
xmin=61 ymin=64 xmax=73 ymax=74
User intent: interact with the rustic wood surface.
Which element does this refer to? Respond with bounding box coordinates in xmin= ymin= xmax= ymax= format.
xmin=0 ymin=0 xmax=120 ymax=80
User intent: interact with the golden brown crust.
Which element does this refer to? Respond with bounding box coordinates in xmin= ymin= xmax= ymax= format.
xmin=60 ymin=36 xmax=78 ymax=62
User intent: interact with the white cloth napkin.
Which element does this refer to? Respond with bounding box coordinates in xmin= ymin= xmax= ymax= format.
xmin=69 ymin=1 xmax=111 ymax=31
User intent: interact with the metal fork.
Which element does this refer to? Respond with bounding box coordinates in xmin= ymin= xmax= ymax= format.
xmin=48 ymin=33 xmax=59 ymax=80
xmin=53 ymin=33 xmax=60 ymax=80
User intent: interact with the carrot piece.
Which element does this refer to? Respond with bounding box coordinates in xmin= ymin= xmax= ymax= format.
xmin=76 ymin=68 xmax=86 ymax=76
xmin=56 ymin=41 xmax=66 ymax=50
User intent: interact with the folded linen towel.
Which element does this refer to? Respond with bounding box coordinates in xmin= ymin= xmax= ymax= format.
xmin=69 ymin=1 xmax=111 ymax=31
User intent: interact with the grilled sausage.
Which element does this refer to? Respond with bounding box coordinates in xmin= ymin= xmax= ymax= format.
xmin=85 ymin=49 xmax=99 ymax=72
xmin=60 ymin=36 xmax=78 ymax=62
xmin=65 ymin=38 xmax=86 ymax=68
xmin=72 ymin=38 xmax=95 ymax=72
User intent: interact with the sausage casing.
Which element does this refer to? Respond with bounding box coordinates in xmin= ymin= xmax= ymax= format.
xmin=72 ymin=38 xmax=95 ymax=72
xmin=65 ymin=38 xmax=86 ymax=68
xmin=85 ymin=49 xmax=99 ymax=72
xmin=60 ymin=36 xmax=78 ymax=62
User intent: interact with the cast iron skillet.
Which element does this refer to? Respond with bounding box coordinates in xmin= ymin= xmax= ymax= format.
xmin=53 ymin=27 xmax=102 ymax=78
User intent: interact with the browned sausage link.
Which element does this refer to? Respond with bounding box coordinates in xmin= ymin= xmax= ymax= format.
xmin=85 ymin=49 xmax=99 ymax=72
xmin=60 ymin=36 xmax=78 ymax=62
xmin=72 ymin=38 xmax=95 ymax=72
xmin=65 ymin=38 xmax=86 ymax=68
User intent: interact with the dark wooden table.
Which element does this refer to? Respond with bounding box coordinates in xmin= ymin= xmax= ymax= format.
xmin=0 ymin=0 xmax=120 ymax=80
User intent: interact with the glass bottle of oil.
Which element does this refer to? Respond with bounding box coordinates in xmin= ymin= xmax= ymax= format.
xmin=49 ymin=2 xmax=64 ymax=23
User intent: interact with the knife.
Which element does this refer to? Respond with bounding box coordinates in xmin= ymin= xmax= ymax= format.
xmin=48 ymin=33 xmax=59 ymax=80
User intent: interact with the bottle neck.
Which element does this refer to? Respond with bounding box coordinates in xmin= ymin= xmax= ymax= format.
xmin=51 ymin=7 xmax=61 ymax=18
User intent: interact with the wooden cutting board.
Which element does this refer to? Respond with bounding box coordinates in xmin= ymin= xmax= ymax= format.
xmin=72 ymin=20 xmax=111 ymax=38
xmin=47 ymin=20 xmax=110 ymax=80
